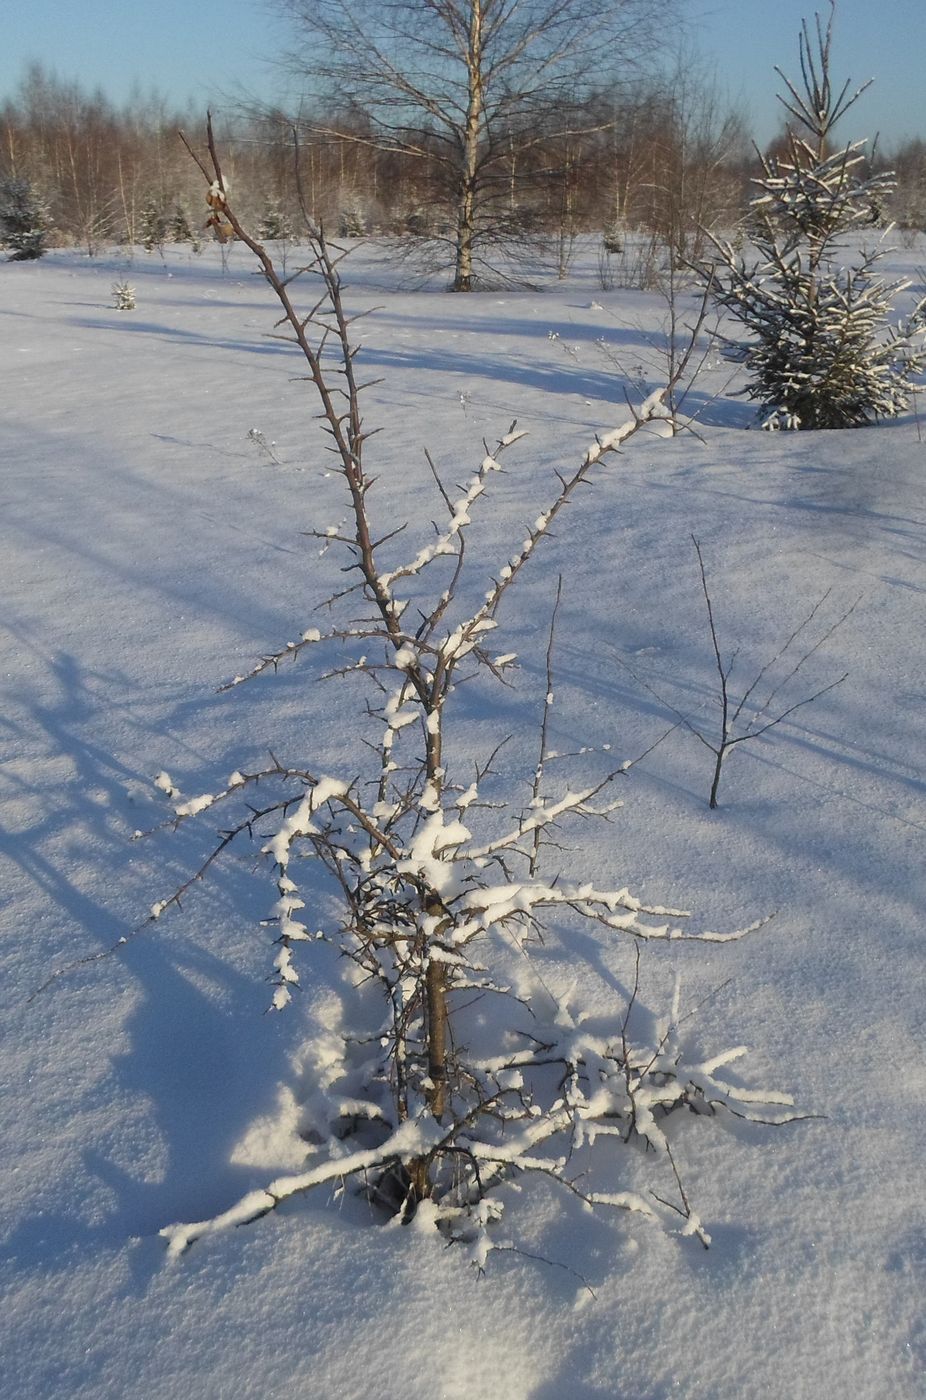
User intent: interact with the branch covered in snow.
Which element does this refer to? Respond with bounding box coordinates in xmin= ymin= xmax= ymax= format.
xmin=125 ymin=119 xmax=811 ymax=1264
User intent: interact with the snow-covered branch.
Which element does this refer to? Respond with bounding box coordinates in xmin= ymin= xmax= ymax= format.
xmin=122 ymin=119 xmax=808 ymax=1264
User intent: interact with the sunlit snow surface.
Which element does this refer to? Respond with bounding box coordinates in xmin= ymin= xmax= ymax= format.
xmin=1 ymin=239 xmax=925 ymax=1398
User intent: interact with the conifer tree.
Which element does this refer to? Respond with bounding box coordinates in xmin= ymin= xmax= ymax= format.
xmin=139 ymin=195 xmax=169 ymax=252
xmin=169 ymin=204 xmax=194 ymax=243
xmin=257 ymin=198 xmax=292 ymax=241
xmin=707 ymin=4 xmax=926 ymax=429
xmin=0 ymin=176 xmax=50 ymax=260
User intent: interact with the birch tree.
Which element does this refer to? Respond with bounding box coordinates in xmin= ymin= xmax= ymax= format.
xmin=274 ymin=0 xmax=677 ymax=289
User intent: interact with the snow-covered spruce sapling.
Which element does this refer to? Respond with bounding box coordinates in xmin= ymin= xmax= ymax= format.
xmin=112 ymin=280 xmax=136 ymax=311
xmin=258 ymin=197 xmax=294 ymax=243
xmin=146 ymin=118 xmax=804 ymax=1261
xmin=704 ymin=3 xmax=926 ymax=430
xmin=0 ymin=175 xmax=50 ymax=261
xmin=139 ymin=195 xmax=169 ymax=254
xmin=170 ymin=204 xmax=195 ymax=245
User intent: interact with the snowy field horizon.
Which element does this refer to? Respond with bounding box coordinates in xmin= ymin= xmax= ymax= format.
xmin=1 ymin=238 xmax=924 ymax=1398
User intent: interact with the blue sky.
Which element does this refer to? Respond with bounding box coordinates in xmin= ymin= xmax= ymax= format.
xmin=698 ymin=0 xmax=926 ymax=146
xmin=1 ymin=0 xmax=924 ymax=147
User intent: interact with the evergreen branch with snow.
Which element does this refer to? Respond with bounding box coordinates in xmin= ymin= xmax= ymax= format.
xmin=702 ymin=8 xmax=926 ymax=430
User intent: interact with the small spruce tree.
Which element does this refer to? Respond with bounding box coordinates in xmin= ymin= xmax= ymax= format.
xmin=0 ymin=176 xmax=50 ymax=261
xmin=707 ymin=3 xmax=926 ymax=429
xmin=169 ymin=204 xmax=194 ymax=243
xmin=338 ymin=197 xmax=368 ymax=238
xmin=139 ymin=196 xmax=169 ymax=252
xmin=257 ymin=198 xmax=292 ymax=242
xmin=112 ymin=279 xmax=136 ymax=311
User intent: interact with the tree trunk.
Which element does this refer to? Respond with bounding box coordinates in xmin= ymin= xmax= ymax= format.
xmin=426 ymin=959 xmax=448 ymax=1119
xmin=452 ymin=0 xmax=484 ymax=292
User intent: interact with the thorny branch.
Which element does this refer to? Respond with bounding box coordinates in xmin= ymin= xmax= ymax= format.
xmin=41 ymin=117 xmax=810 ymax=1266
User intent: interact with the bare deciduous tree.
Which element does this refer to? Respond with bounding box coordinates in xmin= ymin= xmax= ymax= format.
xmin=34 ymin=115 xmax=810 ymax=1264
xmin=126 ymin=119 xmax=806 ymax=1260
xmin=614 ymin=537 xmax=856 ymax=809
xmin=273 ymin=0 xmax=679 ymax=289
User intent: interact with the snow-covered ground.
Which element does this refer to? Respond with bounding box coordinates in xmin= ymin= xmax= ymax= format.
xmin=1 ymin=239 xmax=924 ymax=1398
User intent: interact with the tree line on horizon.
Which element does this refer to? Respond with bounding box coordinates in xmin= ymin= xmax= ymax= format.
xmin=2 ymin=60 xmax=925 ymax=275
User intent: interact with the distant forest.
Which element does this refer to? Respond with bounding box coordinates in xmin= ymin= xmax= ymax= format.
xmin=2 ymin=63 xmax=925 ymax=261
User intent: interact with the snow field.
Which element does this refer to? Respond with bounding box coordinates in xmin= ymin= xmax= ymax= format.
xmin=1 ymin=240 xmax=924 ymax=1398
